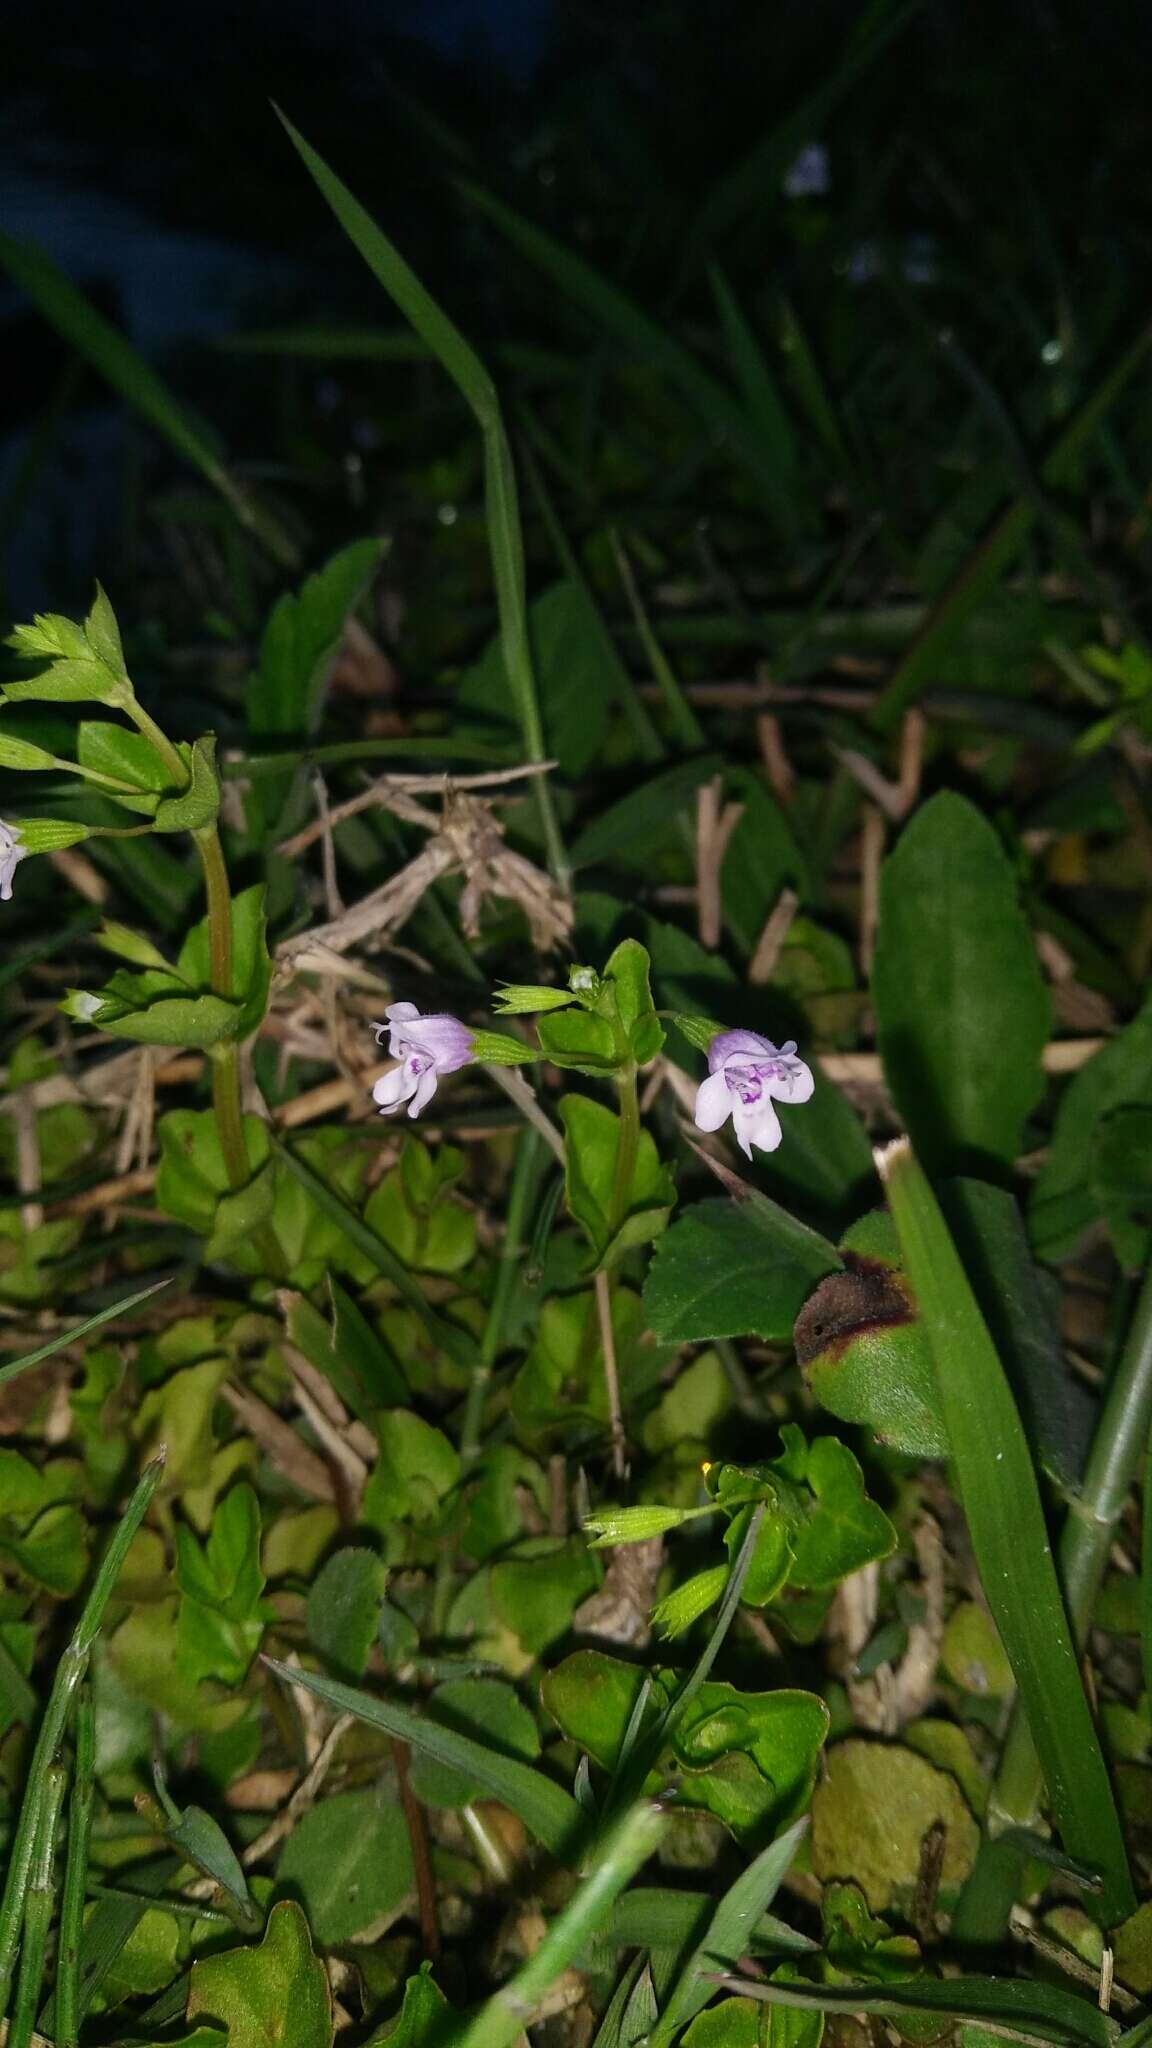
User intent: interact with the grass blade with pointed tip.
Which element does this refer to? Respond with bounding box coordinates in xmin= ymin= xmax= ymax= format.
xmin=877 ymin=1138 xmax=1134 ymax=1921
xmin=649 ymin=1817 xmax=809 ymax=2045
xmin=263 ymin=1656 xmax=581 ymax=1860
xmin=0 ymin=232 xmax=297 ymax=568
xmin=0 ymin=1276 xmax=172 ymax=1390
xmin=274 ymin=109 xmax=565 ymax=883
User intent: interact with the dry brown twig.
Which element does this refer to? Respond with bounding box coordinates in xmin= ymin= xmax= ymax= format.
xmin=277 ymin=785 xmax=571 ymax=973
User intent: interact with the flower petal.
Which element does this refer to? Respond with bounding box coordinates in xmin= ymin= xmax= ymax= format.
xmin=693 ymin=1068 xmax=733 ymax=1132
xmin=766 ymin=1057 xmax=815 ymax=1105
xmin=373 ymin=1063 xmax=417 ymax=1113
xmin=408 ymin=1064 xmax=440 ymax=1117
xmin=385 ymin=1001 xmax=421 ymax=1025
xmin=707 ymin=1028 xmax=775 ymax=1072
xmin=733 ymin=1095 xmax=782 ymax=1155
xmin=407 ymin=1013 xmax=474 ymax=1073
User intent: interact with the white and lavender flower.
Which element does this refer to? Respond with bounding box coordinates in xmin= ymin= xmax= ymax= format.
xmin=693 ymin=1028 xmax=814 ymax=1158
xmin=0 ymin=821 xmax=25 ymax=902
xmin=370 ymin=1002 xmax=474 ymax=1120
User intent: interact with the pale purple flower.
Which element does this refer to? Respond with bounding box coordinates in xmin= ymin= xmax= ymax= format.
xmin=694 ymin=1029 xmax=815 ymax=1158
xmin=0 ymin=821 xmax=25 ymax=902
xmin=783 ymin=142 xmax=830 ymax=198
xmin=371 ymin=1001 xmax=474 ymax=1120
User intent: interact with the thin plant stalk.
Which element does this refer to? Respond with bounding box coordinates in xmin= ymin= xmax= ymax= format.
xmin=454 ymin=1802 xmax=666 ymax=2048
xmin=592 ymin=1063 xmax=642 ymax=1475
xmin=7 ymin=1763 xmax=67 ymax=2048
xmin=0 ymin=1454 xmax=165 ymax=2016
xmin=55 ymin=1687 xmax=96 ymax=2048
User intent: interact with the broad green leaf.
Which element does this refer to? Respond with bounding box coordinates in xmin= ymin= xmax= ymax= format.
xmin=457 ymin=578 xmax=617 ymax=777
xmin=177 ymin=883 xmax=272 ymax=1036
xmin=152 ymin=734 xmax=221 ymax=833
xmin=873 ymin=794 xmax=1050 ymax=1173
xmin=306 ymin=1548 xmax=389 ymax=1681
xmin=560 ymin=1094 xmax=674 ymax=1262
xmin=880 ymin=1140 xmax=1134 ymax=1921
xmin=275 ymin=1787 xmax=414 ymax=1944
xmin=361 ymin=1410 xmax=460 ymax=1531
xmin=250 ymin=537 xmax=386 ymax=738
xmin=644 ymin=1198 xmax=840 ymax=1344
xmin=187 ymin=1899 xmax=331 ymax=2046
xmin=1029 ymin=992 xmax=1152 ymax=1260
xmin=811 ymin=1739 xmax=979 ymax=1913
xmin=264 ymin=1656 xmax=581 ymax=1859
xmin=1091 ymin=1108 xmax=1152 ymax=1271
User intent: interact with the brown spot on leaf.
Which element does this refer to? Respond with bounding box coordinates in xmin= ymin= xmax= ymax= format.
xmin=793 ymin=1254 xmax=914 ymax=1367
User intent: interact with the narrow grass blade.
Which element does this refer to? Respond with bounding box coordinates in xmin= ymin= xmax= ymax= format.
xmin=0 ymin=232 xmax=297 ymax=568
xmin=649 ymin=1816 xmax=809 ymax=2045
xmin=708 ymin=267 xmax=799 ymax=531
xmin=518 ymin=431 xmax=664 ymax=763
xmin=53 ymin=1688 xmax=95 ymax=2048
xmin=723 ymin=1970 xmax=1117 ymax=2048
xmin=877 ymin=1139 xmax=1134 ymax=1920
xmin=609 ymin=531 xmax=704 ymax=752
xmin=275 ymin=110 xmax=566 ymax=883
xmin=263 ymin=1656 xmax=581 ymax=1860
xmin=8 ymin=1763 xmax=67 ymax=2048
xmin=459 ymin=181 xmax=792 ymax=521
xmin=0 ymin=1454 xmax=166 ymax=2014
xmin=0 ymin=1276 xmax=172 ymax=1389
xmin=456 ymin=1804 xmax=666 ymax=2048
xmin=872 ymin=319 xmax=1152 ymax=731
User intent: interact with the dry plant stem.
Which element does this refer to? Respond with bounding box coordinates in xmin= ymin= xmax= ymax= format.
xmin=748 ymin=887 xmax=799 ymax=986
xmin=858 ymin=805 xmax=886 ymax=977
xmin=599 ymin=1066 xmax=642 ymax=1480
xmin=392 ymin=1739 xmax=441 ymax=1961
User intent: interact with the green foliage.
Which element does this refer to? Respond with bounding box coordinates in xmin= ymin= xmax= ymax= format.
xmin=187 ymin=1900 xmax=332 ymax=2044
xmin=873 ymin=793 xmax=1051 ymax=1173
xmin=8 ymin=62 xmax=1152 ymax=2046
xmin=645 ymin=1197 xmax=840 ymax=1344
xmin=544 ymin=1651 xmax=827 ymax=1843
